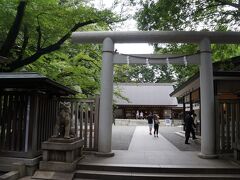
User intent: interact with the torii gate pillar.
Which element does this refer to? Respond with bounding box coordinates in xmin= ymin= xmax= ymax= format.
xmin=97 ymin=37 xmax=114 ymax=156
xmin=199 ymin=38 xmax=217 ymax=158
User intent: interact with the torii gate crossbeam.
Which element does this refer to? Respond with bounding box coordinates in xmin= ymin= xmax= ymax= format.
xmin=72 ymin=31 xmax=240 ymax=44
xmin=113 ymin=53 xmax=200 ymax=65
xmin=71 ymin=31 xmax=240 ymax=159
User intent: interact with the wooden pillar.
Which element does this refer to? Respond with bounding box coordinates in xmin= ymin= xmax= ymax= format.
xmin=183 ymin=96 xmax=186 ymax=131
xmin=123 ymin=108 xmax=126 ymax=119
xmin=28 ymin=95 xmax=39 ymax=157
xmin=190 ymin=92 xmax=193 ymax=111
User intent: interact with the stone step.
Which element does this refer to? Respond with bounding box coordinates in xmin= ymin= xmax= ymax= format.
xmin=74 ymin=170 xmax=240 ymax=180
xmin=0 ymin=164 xmax=11 ymax=172
xmin=76 ymin=163 xmax=240 ymax=174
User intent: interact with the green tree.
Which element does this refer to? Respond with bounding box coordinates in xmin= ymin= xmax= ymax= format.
xmin=136 ymin=0 xmax=240 ymax=31
xmin=26 ymin=49 xmax=102 ymax=97
xmin=0 ymin=0 xmax=126 ymax=97
xmin=129 ymin=65 xmax=156 ymax=83
xmin=0 ymin=0 xmax=120 ymax=72
xmin=114 ymin=63 xmax=176 ymax=83
xmin=114 ymin=64 xmax=132 ymax=83
xmin=134 ymin=0 xmax=240 ymax=85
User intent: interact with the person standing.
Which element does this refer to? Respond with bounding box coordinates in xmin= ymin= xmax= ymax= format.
xmin=136 ymin=110 xmax=139 ymax=119
xmin=153 ymin=114 xmax=160 ymax=137
xmin=185 ymin=110 xmax=197 ymax=144
xmin=140 ymin=111 xmax=144 ymax=119
xmin=190 ymin=110 xmax=197 ymax=139
xmin=147 ymin=112 xmax=153 ymax=135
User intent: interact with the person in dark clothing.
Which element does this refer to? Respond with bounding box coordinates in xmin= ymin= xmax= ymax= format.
xmin=153 ymin=114 xmax=160 ymax=137
xmin=185 ymin=110 xmax=197 ymax=144
xmin=191 ymin=113 xmax=197 ymax=138
xmin=147 ymin=113 xmax=154 ymax=135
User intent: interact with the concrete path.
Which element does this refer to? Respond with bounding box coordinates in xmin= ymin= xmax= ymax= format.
xmin=128 ymin=126 xmax=179 ymax=152
xmin=159 ymin=126 xmax=201 ymax=151
xmin=80 ymin=126 xmax=240 ymax=168
xmin=112 ymin=126 xmax=136 ymax=150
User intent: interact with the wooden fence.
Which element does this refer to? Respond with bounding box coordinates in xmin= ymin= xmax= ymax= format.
xmin=0 ymin=93 xmax=57 ymax=158
xmin=0 ymin=92 xmax=99 ymax=159
xmin=216 ymin=100 xmax=240 ymax=154
xmin=59 ymin=97 xmax=100 ymax=151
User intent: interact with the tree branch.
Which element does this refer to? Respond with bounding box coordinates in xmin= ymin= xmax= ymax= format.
xmin=5 ymin=20 xmax=98 ymax=71
xmin=215 ymin=0 xmax=240 ymax=9
xmin=17 ymin=24 xmax=29 ymax=61
xmin=195 ymin=1 xmax=240 ymax=22
xmin=79 ymin=57 xmax=101 ymax=69
xmin=0 ymin=0 xmax=27 ymax=57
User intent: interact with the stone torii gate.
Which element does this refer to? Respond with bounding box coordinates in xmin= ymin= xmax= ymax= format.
xmin=71 ymin=31 xmax=240 ymax=158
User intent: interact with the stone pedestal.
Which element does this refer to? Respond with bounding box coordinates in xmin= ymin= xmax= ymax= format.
xmin=234 ymin=149 xmax=240 ymax=160
xmin=39 ymin=137 xmax=84 ymax=172
xmin=0 ymin=156 xmax=41 ymax=176
xmin=233 ymin=143 xmax=240 ymax=161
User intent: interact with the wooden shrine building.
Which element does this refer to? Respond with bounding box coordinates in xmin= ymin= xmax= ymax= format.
xmin=170 ymin=56 xmax=240 ymax=155
xmin=113 ymin=83 xmax=182 ymax=119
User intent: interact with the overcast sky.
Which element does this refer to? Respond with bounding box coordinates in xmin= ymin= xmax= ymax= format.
xmin=92 ymin=0 xmax=154 ymax=54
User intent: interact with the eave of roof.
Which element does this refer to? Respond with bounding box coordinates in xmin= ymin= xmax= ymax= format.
xmin=170 ymin=72 xmax=199 ymax=97
xmin=170 ymin=71 xmax=240 ymax=97
xmin=170 ymin=56 xmax=240 ymax=97
xmin=0 ymin=72 xmax=78 ymax=96
xmin=116 ymin=104 xmax=178 ymax=108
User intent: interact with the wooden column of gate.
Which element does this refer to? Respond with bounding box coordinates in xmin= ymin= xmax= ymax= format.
xmin=216 ymin=100 xmax=240 ymax=154
xmin=59 ymin=96 xmax=100 ymax=151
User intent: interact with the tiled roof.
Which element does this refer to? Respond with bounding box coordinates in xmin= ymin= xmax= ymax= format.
xmin=114 ymin=83 xmax=178 ymax=106
xmin=0 ymin=72 xmax=78 ymax=95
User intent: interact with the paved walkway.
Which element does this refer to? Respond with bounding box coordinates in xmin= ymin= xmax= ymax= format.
xmin=159 ymin=126 xmax=201 ymax=151
xmin=81 ymin=126 xmax=240 ymax=168
xmin=112 ymin=126 xmax=136 ymax=150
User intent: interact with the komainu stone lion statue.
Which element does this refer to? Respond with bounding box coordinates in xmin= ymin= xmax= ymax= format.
xmin=52 ymin=102 xmax=75 ymax=139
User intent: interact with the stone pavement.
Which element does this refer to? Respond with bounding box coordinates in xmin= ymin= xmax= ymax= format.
xmin=112 ymin=126 xmax=136 ymax=150
xmin=159 ymin=126 xmax=201 ymax=151
xmin=81 ymin=126 xmax=240 ymax=168
xmin=19 ymin=126 xmax=240 ymax=180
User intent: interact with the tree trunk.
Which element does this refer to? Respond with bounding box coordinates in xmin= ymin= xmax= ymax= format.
xmin=4 ymin=20 xmax=97 ymax=72
xmin=0 ymin=0 xmax=27 ymax=57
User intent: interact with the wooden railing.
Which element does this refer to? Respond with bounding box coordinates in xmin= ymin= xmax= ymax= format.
xmin=0 ymin=92 xmax=99 ymax=159
xmin=36 ymin=95 xmax=57 ymax=151
xmin=59 ymin=97 xmax=100 ymax=151
xmin=216 ymin=100 xmax=240 ymax=154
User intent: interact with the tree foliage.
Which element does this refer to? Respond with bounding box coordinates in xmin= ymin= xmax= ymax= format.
xmin=133 ymin=0 xmax=240 ymax=85
xmin=114 ymin=63 xmax=176 ymax=83
xmin=0 ymin=0 xmax=123 ymax=97
xmin=0 ymin=0 xmax=120 ymax=72
xmin=26 ymin=48 xmax=102 ymax=97
xmin=136 ymin=0 xmax=240 ymax=31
